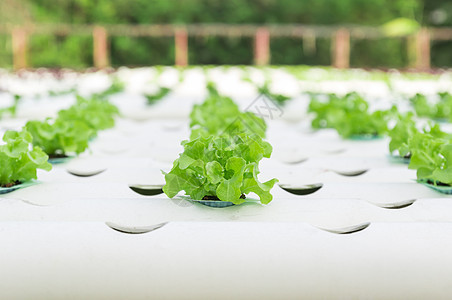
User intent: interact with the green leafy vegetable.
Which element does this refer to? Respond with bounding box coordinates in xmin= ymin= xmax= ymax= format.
xmin=410 ymin=93 xmax=452 ymax=121
xmin=389 ymin=112 xmax=450 ymax=158
xmin=410 ymin=94 xmax=433 ymax=117
xmin=25 ymin=96 xmax=118 ymax=157
xmin=258 ymin=81 xmax=291 ymax=106
xmin=0 ymin=130 xmax=52 ymax=186
xmin=163 ymin=133 xmax=277 ymax=204
xmin=0 ymin=95 xmax=21 ymax=119
xmin=93 ymin=77 xmax=124 ymax=100
xmin=308 ymin=92 xmax=391 ymax=138
xmin=58 ymin=95 xmax=119 ymax=135
xmin=144 ymin=87 xmax=171 ymax=105
xmin=189 ymin=94 xmax=266 ymax=140
xmin=25 ymin=118 xmax=94 ymax=157
xmin=408 ymin=131 xmax=452 ymax=185
xmin=334 ymin=109 xmax=389 ymax=138
xmin=388 ymin=113 xmax=417 ymax=158
xmin=437 ymin=92 xmax=452 ymax=121
xmin=309 ymin=93 xmax=367 ymax=129
xmin=206 ymin=81 xmax=220 ymax=97
xmin=48 ymin=88 xmax=77 ymax=97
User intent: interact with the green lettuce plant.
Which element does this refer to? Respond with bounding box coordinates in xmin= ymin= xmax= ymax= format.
xmin=144 ymin=87 xmax=171 ymax=105
xmin=334 ymin=110 xmax=389 ymax=138
xmin=410 ymin=93 xmax=452 ymax=121
xmin=25 ymin=118 xmax=94 ymax=158
xmin=163 ymin=133 xmax=278 ymax=205
xmin=93 ymin=78 xmax=125 ymax=100
xmin=308 ymin=92 xmax=391 ymax=138
xmin=0 ymin=95 xmax=21 ymax=119
xmin=388 ymin=113 xmax=417 ymax=158
xmin=189 ymin=94 xmax=266 ymax=139
xmin=408 ymin=131 xmax=452 ymax=186
xmin=308 ymin=93 xmax=368 ymax=129
xmin=0 ymin=130 xmax=52 ymax=187
xmin=437 ymin=92 xmax=452 ymax=121
xmin=257 ymin=81 xmax=291 ymax=106
xmin=25 ymin=96 xmax=118 ymax=157
xmin=206 ymin=81 xmax=220 ymax=97
xmin=48 ymin=88 xmax=77 ymax=97
xmin=58 ymin=96 xmax=119 ymax=136
xmin=389 ymin=112 xmax=450 ymax=158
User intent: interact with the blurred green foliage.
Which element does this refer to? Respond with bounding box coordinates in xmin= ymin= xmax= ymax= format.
xmin=1 ymin=0 xmax=451 ymax=68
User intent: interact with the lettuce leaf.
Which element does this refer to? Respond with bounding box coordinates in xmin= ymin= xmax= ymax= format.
xmin=408 ymin=131 xmax=452 ymax=185
xmin=410 ymin=92 xmax=452 ymax=121
xmin=309 ymin=92 xmax=391 ymax=138
xmin=258 ymin=81 xmax=291 ymax=106
xmin=25 ymin=118 xmax=94 ymax=156
xmin=163 ymin=134 xmax=277 ymax=204
xmin=58 ymin=95 xmax=119 ymax=135
xmin=0 ymin=95 xmax=21 ymax=119
xmin=189 ymin=94 xmax=267 ymax=139
xmin=26 ymin=96 xmax=117 ymax=156
xmin=144 ymin=87 xmax=171 ymax=105
xmin=389 ymin=113 xmax=417 ymax=157
xmin=389 ymin=112 xmax=450 ymax=158
xmin=92 ymin=78 xmax=124 ymax=100
xmin=0 ymin=130 xmax=52 ymax=185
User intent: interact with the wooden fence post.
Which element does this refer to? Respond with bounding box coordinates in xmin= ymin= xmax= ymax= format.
xmin=93 ymin=26 xmax=109 ymax=68
xmin=415 ymin=28 xmax=431 ymax=70
xmin=332 ymin=28 xmax=350 ymax=69
xmin=254 ymin=27 xmax=270 ymax=65
xmin=175 ymin=27 xmax=188 ymax=66
xmin=12 ymin=27 xmax=28 ymax=70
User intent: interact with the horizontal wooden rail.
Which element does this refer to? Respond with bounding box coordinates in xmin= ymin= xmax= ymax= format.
xmin=1 ymin=24 xmax=452 ymax=70
xmin=0 ymin=23 xmax=395 ymax=38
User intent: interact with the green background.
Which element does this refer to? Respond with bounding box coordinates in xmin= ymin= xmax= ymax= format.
xmin=1 ymin=0 xmax=451 ymax=68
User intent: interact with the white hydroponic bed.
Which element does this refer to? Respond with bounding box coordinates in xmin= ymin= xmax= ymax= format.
xmin=1 ymin=67 xmax=452 ymax=299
